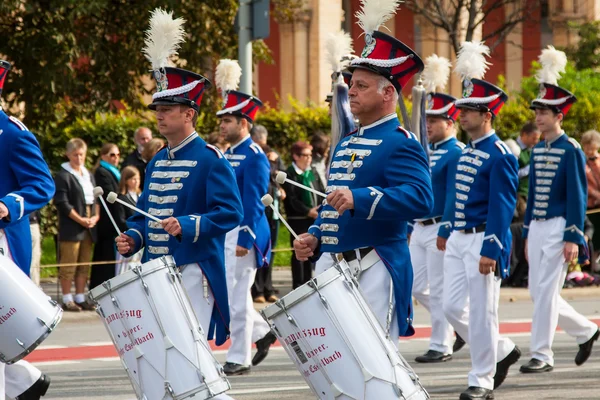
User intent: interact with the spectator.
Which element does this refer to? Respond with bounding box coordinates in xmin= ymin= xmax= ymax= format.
xmin=252 ymin=124 xmax=284 ymax=171
xmin=29 ymin=210 xmax=42 ymax=287
xmin=53 ymin=138 xmax=99 ymax=311
xmin=207 ymin=131 xmax=229 ymax=153
xmin=582 ymin=129 xmax=600 ymax=265
xmin=89 ymin=143 xmax=121 ymax=290
xmin=114 ymin=166 xmax=142 ymax=275
xmin=141 ymin=137 xmax=165 ymax=165
xmin=310 ymin=131 xmax=331 ymax=186
xmin=122 ymin=126 xmax=152 ymax=187
xmin=282 ymin=141 xmax=326 ymax=289
xmin=516 ymin=122 xmax=541 ymax=218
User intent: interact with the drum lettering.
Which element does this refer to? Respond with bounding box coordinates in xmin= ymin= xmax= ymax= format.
xmin=105 ymin=309 xmax=143 ymax=325
xmin=122 ymin=325 xmax=142 ymax=338
xmin=284 ymin=327 xmax=326 ymax=345
xmin=0 ymin=306 xmax=17 ymax=325
xmin=305 ymin=344 xmax=327 ymax=359
xmin=121 ymin=331 xmax=155 ymax=353
xmin=321 ymin=350 xmax=342 ymax=365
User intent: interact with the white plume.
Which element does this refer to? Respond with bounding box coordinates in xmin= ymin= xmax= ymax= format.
xmin=215 ymin=59 xmax=242 ymax=97
xmin=356 ymin=0 xmax=402 ymax=35
xmin=142 ymin=8 xmax=186 ymax=70
xmin=454 ymin=41 xmax=491 ymax=81
xmin=536 ymin=46 xmax=567 ymax=85
xmin=325 ymin=31 xmax=354 ymax=73
xmin=422 ymin=54 xmax=452 ymax=92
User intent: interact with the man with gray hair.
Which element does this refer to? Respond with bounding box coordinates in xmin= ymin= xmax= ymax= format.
xmin=122 ymin=126 xmax=153 ymax=187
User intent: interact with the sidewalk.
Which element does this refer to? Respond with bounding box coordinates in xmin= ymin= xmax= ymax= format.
xmin=43 ymin=266 xmax=600 ymax=322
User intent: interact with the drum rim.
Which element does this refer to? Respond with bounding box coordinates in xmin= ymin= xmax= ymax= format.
xmin=261 ymin=261 xmax=351 ymax=320
xmin=88 ymin=255 xmax=176 ymax=300
xmin=0 ymin=307 xmax=63 ymax=364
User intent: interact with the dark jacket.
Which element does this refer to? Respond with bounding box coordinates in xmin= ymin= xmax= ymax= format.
xmin=115 ymin=192 xmax=137 ymax=232
xmin=54 ymin=168 xmax=98 ymax=242
xmin=94 ymin=165 xmax=120 ymax=240
xmin=122 ymin=149 xmax=147 ymax=188
xmin=283 ymin=164 xmax=326 ymax=219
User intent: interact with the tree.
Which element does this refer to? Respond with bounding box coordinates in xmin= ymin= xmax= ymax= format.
xmin=0 ymin=0 xmax=271 ymax=132
xmin=565 ymin=21 xmax=600 ymax=71
xmin=404 ymin=0 xmax=541 ymax=56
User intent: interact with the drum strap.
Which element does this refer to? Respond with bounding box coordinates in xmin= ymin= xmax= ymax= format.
xmin=345 ymin=249 xmax=380 ymax=277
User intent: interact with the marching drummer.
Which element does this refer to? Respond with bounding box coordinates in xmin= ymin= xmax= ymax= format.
xmin=410 ymin=55 xmax=464 ymax=364
xmin=215 ymin=59 xmax=277 ymax=376
xmin=0 ymin=59 xmax=55 ymax=400
xmin=293 ymin=3 xmax=434 ymax=345
xmin=442 ymin=42 xmax=520 ymax=399
xmin=115 ymin=13 xmax=242 ymax=400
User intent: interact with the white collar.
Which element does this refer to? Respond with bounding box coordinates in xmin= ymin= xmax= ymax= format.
xmin=292 ymin=162 xmax=306 ymax=175
xmin=471 ymin=130 xmax=496 ymax=148
xmin=168 ymin=132 xmax=198 ymax=159
xmin=432 ymin=135 xmax=454 ymax=150
xmin=61 ymin=162 xmax=89 ymax=177
xmin=229 ymin=134 xmax=252 ymax=153
xmin=357 ymin=113 xmax=397 ymax=136
xmin=545 ymin=131 xmax=565 ymax=146
xmin=516 ymin=136 xmax=527 ymax=150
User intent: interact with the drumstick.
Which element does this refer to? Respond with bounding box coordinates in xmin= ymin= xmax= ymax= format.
xmin=275 ymin=171 xmax=327 ymax=198
xmin=93 ymin=187 xmax=121 ymax=236
xmin=261 ymin=194 xmax=299 ymax=240
xmin=106 ymin=192 xmax=162 ymax=223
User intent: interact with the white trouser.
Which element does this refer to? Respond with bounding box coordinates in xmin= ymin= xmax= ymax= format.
xmin=315 ymin=253 xmax=337 ymax=276
xmin=0 ymin=231 xmax=43 ymax=400
xmin=181 ymin=264 xmax=236 ymax=400
xmin=30 ymin=223 xmax=41 ymax=287
xmin=527 ymin=218 xmax=598 ymax=365
xmin=225 ymin=228 xmax=271 ymax=366
xmin=443 ymin=231 xmax=515 ymax=390
xmin=410 ymin=223 xmax=454 ymax=354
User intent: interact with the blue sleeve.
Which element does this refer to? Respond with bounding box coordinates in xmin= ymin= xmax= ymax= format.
xmin=564 ymin=148 xmax=587 ymax=245
xmin=438 ymin=148 xmax=460 ymax=239
xmin=481 ymin=155 xmax=518 ymax=260
xmin=238 ymin=153 xmax=270 ymax=249
xmin=522 ymin=154 xmax=535 ymax=239
xmin=177 ymin=158 xmax=243 ymax=242
xmin=0 ymin=130 xmax=55 ymax=227
xmin=352 ymin=139 xmax=433 ymax=221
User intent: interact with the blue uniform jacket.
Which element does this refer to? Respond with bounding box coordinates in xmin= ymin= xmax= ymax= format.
xmin=124 ymin=132 xmax=243 ymax=345
xmin=307 ymin=114 xmax=434 ymax=336
xmin=408 ymin=136 xmax=464 ymax=238
xmin=224 ymin=135 xmax=271 ymax=268
xmin=450 ymin=131 xmax=518 ymax=278
xmin=0 ymin=110 xmax=55 ymax=274
xmin=523 ymin=133 xmax=587 ymax=245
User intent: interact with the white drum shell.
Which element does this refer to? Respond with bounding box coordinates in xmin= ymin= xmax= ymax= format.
xmin=89 ymin=256 xmax=230 ymax=400
xmin=0 ymin=254 xmax=62 ymax=364
xmin=262 ymin=262 xmax=429 ymax=400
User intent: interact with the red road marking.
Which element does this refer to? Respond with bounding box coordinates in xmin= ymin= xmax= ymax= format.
xmin=26 ymin=318 xmax=600 ymax=363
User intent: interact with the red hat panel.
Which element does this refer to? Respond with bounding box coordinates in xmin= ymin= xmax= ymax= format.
xmin=149 ymin=67 xmax=212 ymax=111
xmin=426 ymin=93 xmax=458 ymax=121
xmin=530 ymin=83 xmax=577 ymax=115
xmin=0 ymin=60 xmax=11 ymax=97
xmin=455 ymin=78 xmax=508 ymax=117
xmin=217 ymin=90 xmax=263 ymax=122
xmin=350 ymin=31 xmax=424 ymax=93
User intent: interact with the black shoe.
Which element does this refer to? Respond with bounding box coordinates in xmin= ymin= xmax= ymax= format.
xmin=252 ymin=331 xmax=277 ymax=366
xmin=15 ymin=374 xmax=51 ymax=400
xmin=459 ymin=386 xmax=494 ymax=399
xmin=493 ymin=345 xmax=521 ymax=389
xmin=453 ymin=333 xmax=466 ymax=353
xmin=575 ymin=328 xmax=599 ymax=366
xmin=415 ymin=349 xmax=452 ymax=363
xmin=222 ymin=362 xmax=251 ymax=376
xmin=75 ymin=301 xmax=96 ymax=311
xmin=519 ymin=358 xmax=553 ymax=373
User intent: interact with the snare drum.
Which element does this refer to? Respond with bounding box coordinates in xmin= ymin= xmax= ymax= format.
xmin=89 ymin=256 xmax=230 ymax=400
xmin=262 ymin=261 xmax=429 ymax=400
xmin=0 ymin=254 xmax=62 ymax=364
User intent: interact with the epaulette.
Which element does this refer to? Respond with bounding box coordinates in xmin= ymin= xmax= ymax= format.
xmin=344 ymin=128 xmax=358 ymax=138
xmin=494 ymin=140 xmax=512 ymax=155
xmin=205 ymin=143 xmax=223 ymax=158
xmin=249 ymin=142 xmax=264 ymax=154
xmin=397 ymin=126 xmax=417 ymax=140
xmin=8 ymin=116 xmax=28 ymax=131
xmin=567 ymin=137 xmax=581 ymax=149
